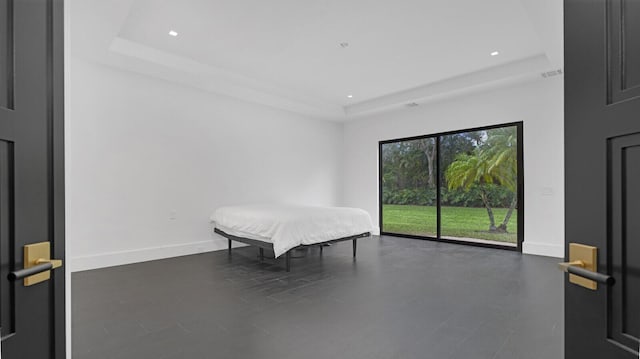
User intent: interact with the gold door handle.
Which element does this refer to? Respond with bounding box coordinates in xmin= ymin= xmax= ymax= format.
xmin=558 ymin=260 xmax=585 ymax=272
xmin=558 ymin=243 xmax=615 ymax=290
xmin=35 ymin=258 xmax=63 ymax=269
xmin=19 ymin=242 xmax=63 ymax=286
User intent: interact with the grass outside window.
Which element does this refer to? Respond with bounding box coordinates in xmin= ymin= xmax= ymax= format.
xmin=382 ymin=204 xmax=517 ymax=244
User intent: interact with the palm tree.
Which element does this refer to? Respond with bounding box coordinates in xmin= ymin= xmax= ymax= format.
xmin=445 ymin=127 xmax=518 ymax=232
xmin=482 ymin=127 xmax=518 ymax=232
xmin=483 ymin=128 xmax=517 ymax=189
xmin=446 ymin=153 xmax=500 ymax=231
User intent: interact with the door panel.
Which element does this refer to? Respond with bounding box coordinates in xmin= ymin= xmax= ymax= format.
xmin=0 ymin=0 xmax=14 ymax=111
xmin=379 ymin=122 xmax=523 ymax=251
xmin=0 ymin=140 xmax=15 ymax=339
xmin=380 ymin=137 xmax=438 ymax=238
xmin=0 ymin=0 xmax=65 ymax=358
xmin=565 ymin=0 xmax=639 ymax=358
xmin=609 ymin=134 xmax=640 ymax=350
xmin=439 ymin=126 xmax=519 ymax=247
xmin=620 ymin=0 xmax=640 ymax=89
xmin=608 ymin=0 xmax=640 ymax=103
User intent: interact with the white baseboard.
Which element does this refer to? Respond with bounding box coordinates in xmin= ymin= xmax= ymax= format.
xmin=70 ymin=234 xmax=559 ymax=271
xmin=69 ymin=226 xmax=382 ymax=272
xmin=522 ymin=241 xmax=564 ymax=258
xmin=68 ymin=238 xmax=244 ymax=272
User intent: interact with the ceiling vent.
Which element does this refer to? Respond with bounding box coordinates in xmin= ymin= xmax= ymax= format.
xmin=406 ymin=102 xmax=419 ymax=107
xmin=542 ymin=69 xmax=563 ymax=78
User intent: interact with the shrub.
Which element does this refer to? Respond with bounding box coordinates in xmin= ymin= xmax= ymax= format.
xmin=382 ymin=188 xmax=436 ymax=206
xmin=383 ymin=185 xmax=514 ymax=208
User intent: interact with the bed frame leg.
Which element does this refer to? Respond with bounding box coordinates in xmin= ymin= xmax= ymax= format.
xmin=285 ymin=251 xmax=291 ymax=272
xmin=353 ymin=238 xmax=357 ymax=258
xmin=228 ymin=239 xmax=232 ymax=256
xmin=259 ymin=248 xmax=264 ymax=261
xmin=320 ymin=245 xmax=323 ymax=255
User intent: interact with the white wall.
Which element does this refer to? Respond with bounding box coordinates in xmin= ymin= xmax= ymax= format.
xmin=67 ymin=59 xmax=565 ymax=272
xmin=342 ymin=77 xmax=564 ymax=258
xmin=66 ymin=58 xmax=344 ymax=271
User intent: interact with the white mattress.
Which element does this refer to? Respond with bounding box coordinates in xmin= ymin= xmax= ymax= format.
xmin=210 ymin=204 xmax=373 ymax=257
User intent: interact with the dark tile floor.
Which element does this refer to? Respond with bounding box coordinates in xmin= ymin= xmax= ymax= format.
xmin=72 ymin=236 xmax=564 ymax=359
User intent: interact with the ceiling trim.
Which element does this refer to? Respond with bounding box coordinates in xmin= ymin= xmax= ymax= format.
xmin=106 ymin=38 xmax=555 ymax=120
xmin=344 ymin=54 xmax=553 ymax=117
xmin=108 ymin=37 xmax=346 ymax=119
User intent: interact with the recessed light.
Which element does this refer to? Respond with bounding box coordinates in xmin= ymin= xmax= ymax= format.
xmin=347 ymin=94 xmax=353 ymax=99
xmin=491 ymin=51 xmax=499 ymax=56
xmin=168 ymin=30 xmax=178 ymax=37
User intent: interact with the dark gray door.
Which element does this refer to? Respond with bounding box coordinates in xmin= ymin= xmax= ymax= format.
xmin=0 ymin=0 xmax=65 ymax=358
xmin=565 ymin=0 xmax=640 ymax=358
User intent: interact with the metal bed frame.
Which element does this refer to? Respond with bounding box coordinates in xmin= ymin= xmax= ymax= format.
xmin=214 ymin=228 xmax=371 ymax=272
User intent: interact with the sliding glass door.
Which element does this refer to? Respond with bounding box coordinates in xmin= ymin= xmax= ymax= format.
xmin=379 ymin=123 xmax=523 ymax=250
xmin=440 ymin=126 xmax=519 ymax=247
xmin=380 ymin=137 xmax=437 ymax=238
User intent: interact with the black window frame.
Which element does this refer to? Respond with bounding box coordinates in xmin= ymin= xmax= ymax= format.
xmin=378 ymin=121 xmax=524 ymax=252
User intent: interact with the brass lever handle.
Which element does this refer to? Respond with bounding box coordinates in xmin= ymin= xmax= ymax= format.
xmin=35 ymin=258 xmax=63 ymax=269
xmin=19 ymin=242 xmax=63 ymax=286
xmin=558 ymin=255 xmax=615 ymax=287
xmin=561 ymin=243 xmax=600 ymax=290
xmin=558 ymin=260 xmax=585 ymax=272
xmin=8 ymin=263 xmax=54 ymax=281
xmin=9 ymin=258 xmax=63 ymax=285
xmin=565 ymin=265 xmax=615 ymax=286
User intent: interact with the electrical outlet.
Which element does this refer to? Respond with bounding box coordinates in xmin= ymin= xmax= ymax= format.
xmin=541 ymin=187 xmax=554 ymax=196
xmin=169 ymin=210 xmax=177 ymax=220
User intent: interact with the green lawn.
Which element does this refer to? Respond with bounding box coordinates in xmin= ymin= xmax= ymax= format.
xmin=382 ymin=204 xmax=518 ymax=244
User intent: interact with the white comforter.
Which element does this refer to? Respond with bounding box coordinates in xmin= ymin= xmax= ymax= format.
xmin=210 ymin=204 xmax=373 ymax=257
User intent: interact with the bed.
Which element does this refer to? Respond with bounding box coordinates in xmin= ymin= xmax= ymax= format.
xmin=210 ymin=204 xmax=373 ymax=271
